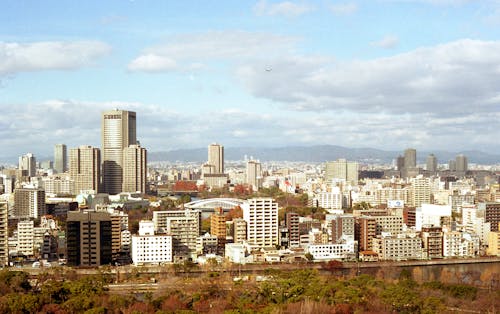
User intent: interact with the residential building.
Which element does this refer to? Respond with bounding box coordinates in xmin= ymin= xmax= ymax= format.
xmin=232 ymin=218 xmax=247 ymax=244
xmin=355 ymin=216 xmax=377 ymax=251
xmin=421 ymin=226 xmax=443 ymax=259
xmin=17 ymin=220 xmax=34 ymax=256
xmin=487 ymin=231 xmax=500 ymax=256
xmin=101 ymin=109 xmax=136 ymax=195
xmin=479 ymin=202 xmax=500 ymax=232
xmin=285 ymin=212 xmax=300 ymax=248
xmin=243 ymin=198 xmax=279 ymax=247
xmin=307 ymin=242 xmax=356 ymax=260
xmin=330 ymin=214 xmax=355 ymax=243
xmin=246 ymin=160 xmax=262 ymax=191
xmin=411 ymin=175 xmax=431 ymax=207
xmin=372 ymin=234 xmax=423 ymax=261
xmin=14 ymin=187 xmax=46 ymax=219
xmin=0 ymin=202 xmax=8 ymax=267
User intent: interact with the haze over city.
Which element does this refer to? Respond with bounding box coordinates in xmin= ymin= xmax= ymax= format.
xmin=2 ymin=1 xmax=500 ymax=159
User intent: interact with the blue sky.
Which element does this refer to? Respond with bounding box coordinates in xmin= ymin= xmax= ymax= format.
xmin=1 ymin=0 xmax=500 ymax=161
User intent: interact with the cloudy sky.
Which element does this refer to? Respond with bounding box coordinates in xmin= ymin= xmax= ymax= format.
xmin=1 ymin=0 xmax=500 ymax=162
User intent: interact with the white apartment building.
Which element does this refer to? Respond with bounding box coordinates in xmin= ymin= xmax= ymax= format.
xmin=225 ymin=243 xmax=246 ymax=264
xmin=17 ymin=220 xmax=34 ymax=256
xmin=372 ymin=234 xmax=423 ymax=261
xmin=131 ymin=221 xmax=173 ymax=265
xmin=315 ymin=189 xmax=343 ymax=212
xmin=416 ymin=204 xmax=452 ymax=231
xmin=443 ymin=231 xmax=478 ymax=258
xmin=243 ymin=198 xmax=279 ymax=247
xmin=306 ymin=242 xmax=356 ymax=260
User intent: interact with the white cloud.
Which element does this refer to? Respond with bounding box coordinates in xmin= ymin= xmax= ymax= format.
xmin=127 ymin=54 xmax=177 ymax=72
xmin=330 ymin=2 xmax=358 ymax=15
xmin=237 ymin=39 xmax=500 ymax=116
xmin=254 ymin=0 xmax=313 ymax=17
xmin=371 ymin=35 xmax=399 ymax=49
xmin=128 ymin=31 xmax=297 ymax=72
xmin=0 ymin=41 xmax=111 ymax=75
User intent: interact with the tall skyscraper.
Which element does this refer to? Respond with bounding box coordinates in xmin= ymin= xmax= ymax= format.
xmin=246 ymin=160 xmax=262 ymax=190
xmin=208 ymin=143 xmax=224 ymax=174
xmin=426 ymin=154 xmax=437 ymax=173
xmin=69 ymin=145 xmax=101 ymax=194
xmin=19 ymin=153 xmax=36 ymax=177
xmin=54 ymin=144 xmax=67 ymax=173
xmin=455 ymin=154 xmax=468 ymax=173
xmin=404 ymin=148 xmax=417 ymax=169
xmin=101 ymin=109 xmax=136 ymax=195
xmin=122 ymin=144 xmax=147 ymax=194
xmin=325 ymin=159 xmax=358 ymax=184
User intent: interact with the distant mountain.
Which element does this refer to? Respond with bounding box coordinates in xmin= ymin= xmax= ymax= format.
xmin=148 ymin=145 xmax=500 ymax=165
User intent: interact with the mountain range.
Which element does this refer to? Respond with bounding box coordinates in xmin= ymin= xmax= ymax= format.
xmin=148 ymin=145 xmax=500 ymax=165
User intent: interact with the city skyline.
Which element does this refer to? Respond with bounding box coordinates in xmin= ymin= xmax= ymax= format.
xmin=2 ymin=1 xmax=500 ymax=159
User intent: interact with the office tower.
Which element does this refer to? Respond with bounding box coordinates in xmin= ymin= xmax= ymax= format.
xmin=455 ymin=154 xmax=468 ymax=173
xmin=69 ymin=146 xmax=101 ymax=194
xmin=122 ymin=144 xmax=147 ymax=194
xmin=325 ymin=159 xmax=359 ymax=184
xmin=14 ymin=187 xmax=46 ymax=219
xmin=19 ymin=153 xmax=36 ymax=177
xmin=426 ymin=154 xmax=437 ymax=173
xmin=448 ymin=160 xmax=456 ymax=171
xmin=101 ymin=109 xmax=137 ymax=195
xmin=243 ymin=198 xmax=279 ymax=247
xmin=17 ymin=220 xmax=34 ymax=256
xmin=246 ymin=160 xmax=262 ymax=190
xmin=404 ymin=148 xmax=417 ymax=169
xmin=66 ymin=211 xmax=112 ymax=266
xmin=0 ymin=202 xmax=8 ymax=267
xmin=396 ymin=155 xmax=405 ymax=171
xmin=54 ymin=144 xmax=67 ymax=173
xmin=208 ymin=143 xmax=224 ymax=174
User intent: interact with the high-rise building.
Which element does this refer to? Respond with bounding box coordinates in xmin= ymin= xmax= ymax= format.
xmin=396 ymin=155 xmax=405 ymax=171
xmin=411 ymin=175 xmax=431 ymax=207
xmin=355 ymin=216 xmax=376 ymax=251
xmin=479 ymin=202 xmax=500 ymax=232
xmin=246 ymin=160 xmax=262 ymax=191
xmin=285 ymin=212 xmax=300 ymax=248
xmin=404 ymin=148 xmax=416 ymax=169
xmin=448 ymin=160 xmax=457 ymax=171
xmin=426 ymin=154 xmax=437 ymax=173
xmin=208 ymin=143 xmax=224 ymax=174
xmin=69 ymin=145 xmax=101 ymax=194
xmin=66 ymin=211 xmax=112 ymax=266
xmin=455 ymin=154 xmax=468 ymax=173
xmin=54 ymin=144 xmax=67 ymax=173
xmin=14 ymin=188 xmax=46 ymax=219
xmin=19 ymin=153 xmax=36 ymax=177
xmin=122 ymin=144 xmax=147 ymax=194
xmin=101 ymin=109 xmax=137 ymax=195
xmin=243 ymin=198 xmax=279 ymax=247
xmin=17 ymin=220 xmax=34 ymax=256
xmin=0 ymin=202 xmax=8 ymax=267
xmin=325 ymin=159 xmax=359 ymax=184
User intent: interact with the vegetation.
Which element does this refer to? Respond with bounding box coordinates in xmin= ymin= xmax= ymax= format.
xmin=0 ymin=267 xmax=497 ymax=313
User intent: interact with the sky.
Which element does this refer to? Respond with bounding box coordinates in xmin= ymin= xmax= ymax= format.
xmin=1 ymin=0 xmax=500 ymax=162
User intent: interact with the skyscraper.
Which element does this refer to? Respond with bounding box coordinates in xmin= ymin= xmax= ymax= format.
xmin=404 ymin=148 xmax=417 ymax=169
xmin=246 ymin=160 xmax=262 ymax=190
xmin=455 ymin=154 xmax=468 ymax=173
xmin=122 ymin=144 xmax=147 ymax=194
xmin=101 ymin=109 xmax=136 ymax=195
xmin=426 ymin=154 xmax=437 ymax=173
xmin=54 ymin=144 xmax=67 ymax=173
xmin=208 ymin=143 xmax=224 ymax=174
xmin=69 ymin=145 xmax=101 ymax=194
xmin=19 ymin=153 xmax=36 ymax=177
xmin=325 ymin=159 xmax=359 ymax=184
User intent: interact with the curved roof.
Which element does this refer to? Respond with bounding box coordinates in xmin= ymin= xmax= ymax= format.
xmin=184 ymin=198 xmax=245 ymax=210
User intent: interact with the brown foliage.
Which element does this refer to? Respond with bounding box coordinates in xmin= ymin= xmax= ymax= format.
xmin=173 ymin=180 xmax=198 ymax=192
xmin=160 ymin=295 xmax=188 ymax=312
xmin=123 ymin=301 xmax=155 ymax=314
xmin=225 ymin=206 xmax=243 ymax=220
